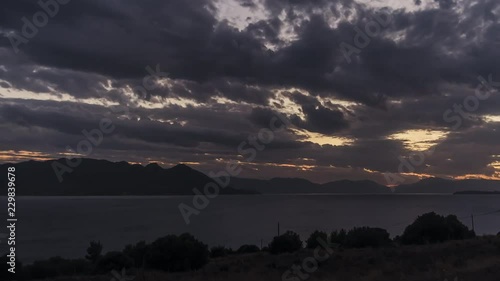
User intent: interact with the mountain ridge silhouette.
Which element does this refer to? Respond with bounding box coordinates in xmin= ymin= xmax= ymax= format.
xmin=2 ymin=159 xmax=500 ymax=195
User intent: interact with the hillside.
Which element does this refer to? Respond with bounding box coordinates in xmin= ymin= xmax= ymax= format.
xmin=0 ymin=159 xmax=255 ymax=196
xmin=4 ymin=159 xmax=500 ymax=195
xmin=23 ymin=237 xmax=500 ymax=281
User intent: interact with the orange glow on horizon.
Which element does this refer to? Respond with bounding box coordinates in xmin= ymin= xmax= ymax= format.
xmin=454 ymin=174 xmax=500 ymax=181
xmin=3 ymin=151 xmax=500 ymax=185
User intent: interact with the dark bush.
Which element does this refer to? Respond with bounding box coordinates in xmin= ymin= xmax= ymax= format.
xmin=330 ymin=229 xmax=347 ymax=245
xmin=401 ymin=212 xmax=475 ymax=245
xmin=85 ymin=241 xmax=103 ymax=263
xmin=268 ymin=231 xmax=303 ymax=254
xmin=344 ymin=227 xmax=391 ymax=248
xmin=393 ymin=235 xmax=401 ymax=243
xmin=306 ymin=230 xmax=328 ymax=249
xmin=146 ymin=233 xmax=209 ymax=272
xmin=95 ymin=251 xmax=133 ymax=273
xmin=123 ymin=241 xmax=149 ymax=268
xmin=210 ymin=246 xmax=232 ymax=258
xmin=236 ymin=244 xmax=260 ymax=254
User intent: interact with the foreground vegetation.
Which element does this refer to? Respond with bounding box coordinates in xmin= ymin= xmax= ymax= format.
xmin=2 ymin=212 xmax=499 ymax=281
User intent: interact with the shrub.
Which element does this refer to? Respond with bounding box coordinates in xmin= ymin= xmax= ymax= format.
xmin=306 ymin=230 xmax=328 ymax=249
xmin=86 ymin=241 xmax=103 ymax=263
xmin=146 ymin=233 xmax=209 ymax=272
xmin=330 ymin=229 xmax=347 ymax=245
xmin=236 ymin=244 xmax=260 ymax=254
xmin=268 ymin=231 xmax=303 ymax=254
xmin=123 ymin=241 xmax=149 ymax=268
xmin=95 ymin=251 xmax=133 ymax=273
xmin=344 ymin=227 xmax=391 ymax=248
xmin=401 ymin=212 xmax=475 ymax=245
xmin=210 ymin=246 xmax=232 ymax=258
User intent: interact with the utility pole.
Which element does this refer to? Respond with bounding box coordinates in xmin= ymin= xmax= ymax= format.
xmin=278 ymin=222 xmax=280 ymax=236
xmin=471 ymin=214 xmax=475 ymax=232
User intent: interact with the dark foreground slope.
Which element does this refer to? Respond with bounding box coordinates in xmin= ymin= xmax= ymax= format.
xmin=33 ymin=236 xmax=500 ymax=281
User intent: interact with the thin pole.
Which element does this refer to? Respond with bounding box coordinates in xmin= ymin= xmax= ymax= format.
xmin=471 ymin=214 xmax=475 ymax=232
xmin=278 ymin=222 xmax=280 ymax=236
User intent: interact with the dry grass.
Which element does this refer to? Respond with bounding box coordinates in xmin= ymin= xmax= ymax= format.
xmin=40 ymin=236 xmax=500 ymax=281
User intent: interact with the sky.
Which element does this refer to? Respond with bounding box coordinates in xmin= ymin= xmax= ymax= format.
xmin=0 ymin=0 xmax=499 ymax=185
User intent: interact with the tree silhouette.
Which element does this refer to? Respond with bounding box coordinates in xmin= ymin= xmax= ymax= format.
xmin=85 ymin=241 xmax=103 ymax=263
xmin=306 ymin=230 xmax=328 ymax=249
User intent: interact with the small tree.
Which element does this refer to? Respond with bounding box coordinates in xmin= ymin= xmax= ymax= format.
xmin=85 ymin=241 xmax=103 ymax=263
xmin=401 ymin=212 xmax=475 ymax=245
xmin=306 ymin=230 xmax=328 ymax=249
xmin=268 ymin=231 xmax=303 ymax=254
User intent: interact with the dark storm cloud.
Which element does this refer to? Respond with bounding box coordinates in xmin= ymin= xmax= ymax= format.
xmin=287 ymin=92 xmax=350 ymax=134
xmin=2 ymin=0 xmax=499 ymax=105
xmin=0 ymin=100 xmax=250 ymax=148
xmin=0 ymin=55 xmax=116 ymax=99
xmin=411 ymin=124 xmax=500 ymax=177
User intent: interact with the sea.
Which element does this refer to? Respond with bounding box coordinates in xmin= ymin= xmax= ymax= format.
xmin=1 ymin=194 xmax=499 ymax=263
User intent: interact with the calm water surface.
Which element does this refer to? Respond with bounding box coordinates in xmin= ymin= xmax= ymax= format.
xmin=1 ymin=194 xmax=499 ymax=262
